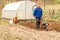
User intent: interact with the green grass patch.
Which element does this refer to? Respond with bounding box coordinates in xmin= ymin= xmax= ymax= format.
xmin=0 ymin=19 xmax=10 ymax=25
xmin=0 ymin=12 xmax=2 ymax=17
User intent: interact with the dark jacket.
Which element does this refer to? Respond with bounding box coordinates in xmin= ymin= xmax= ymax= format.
xmin=33 ymin=7 xmax=42 ymax=18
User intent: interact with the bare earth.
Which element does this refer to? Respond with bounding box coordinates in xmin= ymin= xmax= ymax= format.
xmin=0 ymin=24 xmax=60 ymax=40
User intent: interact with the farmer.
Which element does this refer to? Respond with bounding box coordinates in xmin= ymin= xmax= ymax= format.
xmin=33 ymin=4 xmax=42 ymax=28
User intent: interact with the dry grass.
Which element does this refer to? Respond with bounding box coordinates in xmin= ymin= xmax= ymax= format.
xmin=0 ymin=25 xmax=60 ymax=40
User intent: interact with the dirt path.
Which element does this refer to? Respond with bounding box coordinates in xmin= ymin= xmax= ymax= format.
xmin=0 ymin=24 xmax=60 ymax=40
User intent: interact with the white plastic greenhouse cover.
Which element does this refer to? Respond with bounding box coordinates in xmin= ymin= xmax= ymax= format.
xmin=3 ymin=1 xmax=36 ymax=10
xmin=3 ymin=1 xmax=25 ymax=10
xmin=2 ymin=1 xmax=36 ymax=19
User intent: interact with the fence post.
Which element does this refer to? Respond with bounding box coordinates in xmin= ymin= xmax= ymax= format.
xmin=52 ymin=9 xmax=54 ymax=15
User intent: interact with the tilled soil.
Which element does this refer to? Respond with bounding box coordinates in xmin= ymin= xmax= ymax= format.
xmin=17 ymin=21 xmax=60 ymax=31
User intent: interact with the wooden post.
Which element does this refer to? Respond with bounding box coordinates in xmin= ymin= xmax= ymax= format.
xmin=44 ymin=0 xmax=45 ymax=9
